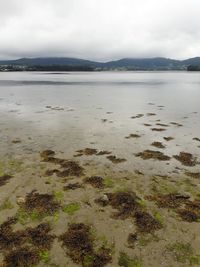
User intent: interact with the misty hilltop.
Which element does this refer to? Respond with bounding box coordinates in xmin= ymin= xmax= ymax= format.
xmin=0 ymin=57 xmax=200 ymax=71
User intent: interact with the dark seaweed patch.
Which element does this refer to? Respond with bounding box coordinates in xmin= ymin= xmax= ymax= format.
xmin=164 ymin=137 xmax=174 ymax=141
xmin=135 ymin=150 xmax=170 ymax=161
xmin=4 ymin=247 xmax=40 ymax=267
xmin=27 ymin=223 xmax=55 ymax=249
xmin=147 ymin=194 xmax=200 ymax=222
xmin=146 ymin=193 xmax=190 ymax=209
xmin=177 ymin=200 xmax=200 ymax=222
xmin=156 ymin=123 xmax=169 ymax=127
xmin=127 ymin=233 xmax=138 ymax=248
xmin=0 ymin=175 xmax=12 ymax=187
xmin=185 ymin=172 xmax=200 ymax=179
xmin=173 ymin=152 xmax=197 ymax=166
xmin=84 ymin=176 xmax=104 ymax=189
xmin=134 ymin=211 xmax=162 ymax=233
xmin=41 ymin=150 xmax=84 ymax=177
xmin=107 ymin=156 xmax=126 ymax=164
xmin=75 ymin=148 xmax=111 ymax=157
xmin=19 ymin=190 xmax=60 ymax=216
xmin=60 ymin=223 xmax=112 ymax=266
xmin=60 ymin=223 xmax=93 ymax=263
xmin=131 ymin=114 xmax=144 ymax=119
xmin=96 ymin=151 xmax=111 ymax=156
xmin=170 ymin=122 xmax=183 ymax=127
xmin=64 ymin=182 xmax=83 ymax=191
xmin=147 ymin=113 xmax=156 ymax=116
xmin=177 ymin=209 xmax=199 ymax=222
xmin=40 ymin=150 xmax=55 ymax=159
xmin=105 ymin=191 xmax=141 ymax=219
xmin=0 ymin=218 xmax=27 ymax=250
xmin=76 ymin=148 xmax=98 ymax=156
xmin=151 ymin=128 xmax=166 ymax=132
xmin=193 ymin=137 xmax=200 ymax=142
xmin=125 ymin=134 xmax=141 ymax=139
xmin=0 ymin=218 xmax=54 ymax=252
xmin=151 ymin=142 xmax=165 ymax=149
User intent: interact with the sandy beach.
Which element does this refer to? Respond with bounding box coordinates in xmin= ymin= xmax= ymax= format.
xmin=0 ymin=71 xmax=200 ymax=267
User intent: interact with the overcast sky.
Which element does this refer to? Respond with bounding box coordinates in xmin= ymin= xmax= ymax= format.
xmin=0 ymin=0 xmax=200 ymax=61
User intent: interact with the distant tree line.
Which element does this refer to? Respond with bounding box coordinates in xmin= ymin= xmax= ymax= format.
xmin=0 ymin=65 xmax=95 ymax=72
xmin=187 ymin=65 xmax=200 ymax=71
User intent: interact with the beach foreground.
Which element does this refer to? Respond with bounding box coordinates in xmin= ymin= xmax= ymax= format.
xmin=0 ymin=71 xmax=200 ymax=267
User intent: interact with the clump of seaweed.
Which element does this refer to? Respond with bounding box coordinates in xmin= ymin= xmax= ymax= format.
xmin=173 ymin=152 xmax=197 ymax=166
xmin=64 ymin=182 xmax=83 ymax=191
xmin=156 ymin=123 xmax=169 ymax=127
xmin=96 ymin=151 xmax=111 ymax=156
xmin=106 ymin=156 xmax=127 ymax=164
xmin=76 ymin=148 xmax=98 ymax=156
xmin=57 ymin=161 xmax=84 ymax=177
xmin=177 ymin=209 xmax=199 ymax=222
xmin=11 ymin=139 xmax=21 ymax=144
xmin=143 ymin=123 xmax=152 ymax=127
xmin=0 ymin=218 xmax=55 ymax=252
xmin=60 ymin=223 xmax=112 ymax=267
xmin=131 ymin=114 xmax=144 ymax=119
xmin=185 ymin=172 xmax=200 ymax=179
xmin=147 ymin=113 xmax=156 ymax=116
xmin=95 ymin=191 xmax=162 ymax=233
xmin=177 ymin=199 xmax=200 ymax=222
xmin=193 ymin=137 xmax=200 ymax=142
xmin=40 ymin=150 xmax=84 ymax=177
xmin=104 ymin=191 xmax=141 ymax=219
xmin=0 ymin=175 xmax=12 ymax=187
xmin=18 ymin=190 xmax=60 ymax=216
xmin=164 ymin=136 xmax=174 ymax=141
xmin=84 ymin=176 xmax=104 ymax=189
xmin=127 ymin=233 xmax=138 ymax=248
xmin=147 ymin=193 xmax=200 ymax=222
xmin=44 ymin=169 xmax=60 ymax=176
xmin=125 ymin=134 xmax=141 ymax=139
xmin=151 ymin=128 xmax=166 ymax=132
xmin=27 ymin=223 xmax=55 ymax=249
xmin=135 ymin=150 xmax=170 ymax=161
xmin=170 ymin=122 xmax=183 ymax=127
xmin=4 ymin=247 xmax=40 ymax=267
xmin=151 ymin=142 xmax=165 ymax=149
xmin=0 ymin=218 xmax=27 ymax=250
xmin=40 ymin=150 xmax=55 ymax=159
xmin=134 ymin=211 xmax=162 ymax=233
xmin=75 ymin=148 xmax=111 ymax=157
xmin=146 ymin=193 xmax=190 ymax=209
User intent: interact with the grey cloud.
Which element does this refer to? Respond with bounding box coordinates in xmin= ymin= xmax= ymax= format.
xmin=0 ymin=0 xmax=200 ymax=60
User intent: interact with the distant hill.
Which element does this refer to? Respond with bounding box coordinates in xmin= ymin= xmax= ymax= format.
xmin=1 ymin=56 xmax=200 ymax=71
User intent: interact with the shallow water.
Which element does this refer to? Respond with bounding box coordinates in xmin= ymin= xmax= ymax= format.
xmin=0 ymin=71 xmax=200 ymax=175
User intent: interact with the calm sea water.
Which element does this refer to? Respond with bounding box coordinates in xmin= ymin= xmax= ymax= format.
xmin=0 ymin=71 xmax=200 ymax=175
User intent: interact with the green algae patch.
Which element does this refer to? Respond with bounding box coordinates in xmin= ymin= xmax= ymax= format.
xmin=118 ymin=252 xmax=142 ymax=267
xmin=62 ymin=203 xmax=80 ymax=215
xmin=167 ymin=242 xmax=200 ymax=265
xmin=0 ymin=158 xmax=23 ymax=176
xmin=0 ymin=199 xmax=13 ymax=211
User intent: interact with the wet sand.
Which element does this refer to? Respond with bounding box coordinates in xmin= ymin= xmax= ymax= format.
xmin=0 ymin=71 xmax=200 ymax=267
